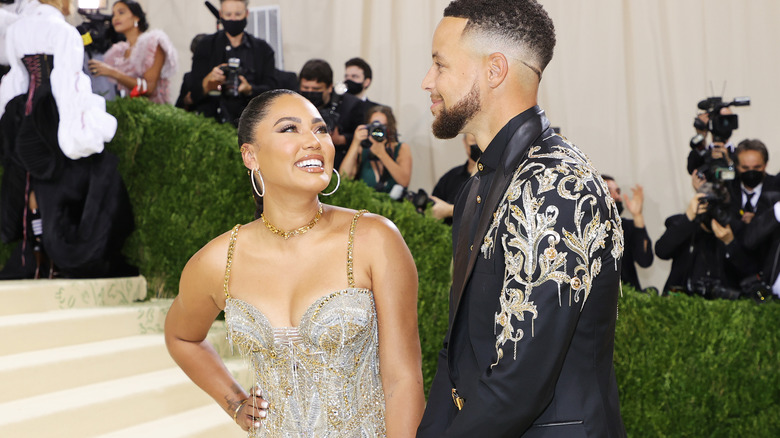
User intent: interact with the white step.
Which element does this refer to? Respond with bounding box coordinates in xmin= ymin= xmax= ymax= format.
xmin=0 ymin=299 xmax=171 ymax=355
xmin=96 ymin=405 xmax=246 ymax=438
xmin=0 ymin=359 xmax=252 ymax=437
xmin=0 ymin=276 xmax=147 ymax=316
xmin=0 ymin=326 xmax=231 ymax=403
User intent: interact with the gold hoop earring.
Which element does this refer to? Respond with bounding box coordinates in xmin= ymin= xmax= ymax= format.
xmin=251 ymin=168 xmax=265 ymax=197
xmin=320 ymin=169 xmax=340 ymax=196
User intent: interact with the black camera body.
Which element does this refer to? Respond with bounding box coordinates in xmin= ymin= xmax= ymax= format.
xmin=317 ymin=82 xmax=348 ymax=134
xmin=361 ymin=121 xmax=387 ymax=149
xmin=76 ymin=11 xmax=118 ymax=58
xmin=219 ymin=58 xmax=242 ymax=98
xmin=404 ymin=188 xmax=432 ymax=214
xmin=687 ymin=277 xmax=742 ymax=300
xmin=694 ymin=95 xmax=750 ymax=143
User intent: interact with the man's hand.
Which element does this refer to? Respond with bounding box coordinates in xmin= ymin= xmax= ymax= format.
xmin=741 ymin=211 xmax=755 ymax=224
xmin=238 ymin=75 xmax=252 ymax=95
xmin=203 ymin=64 xmax=227 ymax=93
xmin=686 ymin=193 xmax=707 ymax=221
xmin=711 ymin=219 xmax=734 ymax=245
xmin=430 ymin=196 xmax=454 ymax=220
xmin=623 ymin=184 xmax=645 ymax=228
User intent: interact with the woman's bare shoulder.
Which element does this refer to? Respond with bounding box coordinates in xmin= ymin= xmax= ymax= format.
xmin=181 ymin=224 xmax=249 ymax=287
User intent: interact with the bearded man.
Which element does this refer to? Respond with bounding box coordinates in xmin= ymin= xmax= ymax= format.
xmin=417 ymin=1 xmax=626 ymax=436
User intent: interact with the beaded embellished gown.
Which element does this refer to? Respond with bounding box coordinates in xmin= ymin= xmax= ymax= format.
xmin=223 ymin=211 xmax=386 ymax=437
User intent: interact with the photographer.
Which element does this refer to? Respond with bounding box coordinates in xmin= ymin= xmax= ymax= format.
xmin=655 ymin=171 xmax=752 ymax=298
xmin=299 ymin=59 xmax=364 ymax=169
xmin=430 ymin=133 xmax=478 ymax=225
xmin=340 ymin=105 xmax=412 ymax=194
xmin=88 ymin=1 xmax=177 ymax=104
xmin=189 ymin=0 xmax=277 ymax=125
xmin=602 ymin=175 xmax=654 ymax=291
xmin=742 ymin=199 xmax=780 ymax=300
xmin=728 ymin=139 xmax=778 ymax=224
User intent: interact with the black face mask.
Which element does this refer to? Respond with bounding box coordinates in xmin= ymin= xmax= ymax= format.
xmin=300 ymin=91 xmax=325 ymax=108
xmin=740 ymin=170 xmax=765 ymax=190
xmin=615 ymin=201 xmax=624 ymax=216
xmin=469 ymin=144 xmax=481 ymax=162
xmin=344 ymin=79 xmax=364 ymax=95
xmin=222 ymin=18 xmax=247 ymax=37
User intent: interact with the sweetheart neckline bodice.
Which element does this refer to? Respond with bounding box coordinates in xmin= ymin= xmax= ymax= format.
xmin=225 ymin=287 xmax=373 ymax=331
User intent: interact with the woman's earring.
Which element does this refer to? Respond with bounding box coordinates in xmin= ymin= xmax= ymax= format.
xmin=134 ymin=20 xmax=139 ymax=28
xmin=320 ymin=169 xmax=340 ymax=196
xmin=251 ymin=168 xmax=265 ymax=197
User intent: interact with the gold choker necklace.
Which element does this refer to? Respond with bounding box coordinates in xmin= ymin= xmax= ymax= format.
xmin=261 ymin=203 xmax=323 ymax=240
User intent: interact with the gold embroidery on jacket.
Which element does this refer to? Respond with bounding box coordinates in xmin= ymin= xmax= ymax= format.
xmin=481 ymin=137 xmax=624 ymax=368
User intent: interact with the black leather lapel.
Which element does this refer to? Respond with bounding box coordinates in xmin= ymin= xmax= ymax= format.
xmin=450 ymin=110 xmax=551 ymax=320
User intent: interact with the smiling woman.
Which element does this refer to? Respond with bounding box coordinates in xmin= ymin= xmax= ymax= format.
xmin=164 ymin=89 xmax=425 ymax=436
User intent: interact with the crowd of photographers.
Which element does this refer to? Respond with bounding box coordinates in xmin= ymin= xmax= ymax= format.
xmin=614 ymin=97 xmax=778 ymax=302
xmin=2 ymin=1 xmax=777 ymax=301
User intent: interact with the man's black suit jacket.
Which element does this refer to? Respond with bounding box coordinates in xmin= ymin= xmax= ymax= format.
xmin=742 ymin=189 xmax=780 ymax=286
xmin=189 ymin=31 xmax=276 ymax=122
xmin=417 ymin=107 xmax=626 ymax=437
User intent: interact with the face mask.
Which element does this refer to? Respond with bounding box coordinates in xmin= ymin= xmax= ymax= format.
xmin=222 ymin=18 xmax=247 ymax=37
xmin=740 ymin=170 xmax=765 ymax=190
xmin=615 ymin=201 xmax=624 ymax=215
xmin=344 ymin=80 xmax=364 ymax=95
xmin=300 ymin=91 xmax=325 ymax=108
xmin=469 ymin=144 xmax=481 ymax=162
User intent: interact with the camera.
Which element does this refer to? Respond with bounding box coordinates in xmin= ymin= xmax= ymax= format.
xmin=76 ymin=10 xmax=119 ymax=59
xmin=219 ymin=58 xmax=242 ymax=98
xmin=404 ymin=188 xmax=432 ymax=214
xmin=692 ymin=95 xmax=750 ymax=144
xmin=317 ymin=82 xmax=347 ymax=134
xmin=361 ymin=121 xmax=388 ymax=149
xmin=687 ymin=277 xmax=742 ymax=300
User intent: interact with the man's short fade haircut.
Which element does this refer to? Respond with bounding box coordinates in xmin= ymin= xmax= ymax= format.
xmin=220 ymin=0 xmax=248 ymax=5
xmin=736 ymin=139 xmax=769 ymax=164
xmin=345 ymin=57 xmax=372 ymax=80
xmin=299 ymin=59 xmax=333 ymax=86
xmin=444 ymin=0 xmax=556 ymax=74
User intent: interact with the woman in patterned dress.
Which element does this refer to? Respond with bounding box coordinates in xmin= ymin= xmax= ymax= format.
xmin=165 ymin=89 xmax=424 ymax=437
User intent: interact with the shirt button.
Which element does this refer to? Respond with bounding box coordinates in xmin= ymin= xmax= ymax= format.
xmin=476 ymin=195 xmax=482 ymax=204
xmin=478 ymin=163 xmax=484 ymax=171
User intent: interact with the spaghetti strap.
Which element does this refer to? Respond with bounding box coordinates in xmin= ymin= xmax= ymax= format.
xmin=223 ymin=224 xmax=241 ymax=299
xmin=347 ymin=210 xmax=368 ymax=288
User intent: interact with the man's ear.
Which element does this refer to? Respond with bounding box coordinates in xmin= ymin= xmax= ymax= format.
xmin=486 ymin=52 xmax=509 ymax=89
xmin=363 ymin=78 xmax=371 ymax=90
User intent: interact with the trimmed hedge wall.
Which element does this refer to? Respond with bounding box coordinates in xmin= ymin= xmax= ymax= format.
xmin=1 ymin=99 xmax=778 ymax=436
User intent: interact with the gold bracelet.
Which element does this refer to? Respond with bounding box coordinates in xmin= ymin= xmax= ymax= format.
xmin=233 ymin=399 xmax=249 ymax=423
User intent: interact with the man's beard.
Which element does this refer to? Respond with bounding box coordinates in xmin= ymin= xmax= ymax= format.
xmin=431 ymin=82 xmax=480 ymax=139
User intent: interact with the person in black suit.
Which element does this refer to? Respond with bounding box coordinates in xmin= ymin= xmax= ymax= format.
xmin=298 ymin=59 xmax=365 ymax=170
xmin=344 ymin=57 xmax=385 ymax=123
xmin=417 ymin=1 xmax=626 ymax=436
xmin=742 ymin=198 xmax=780 ymax=299
xmin=655 ymin=171 xmax=752 ymax=297
xmin=602 ymin=175 xmax=654 ymax=291
xmin=729 ymin=139 xmax=777 ymax=224
xmin=431 ymin=133 xmax=479 ymax=225
xmin=189 ymin=0 xmax=277 ymax=125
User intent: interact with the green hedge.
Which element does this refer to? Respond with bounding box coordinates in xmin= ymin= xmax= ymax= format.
xmin=1 ymin=99 xmax=777 ymax=436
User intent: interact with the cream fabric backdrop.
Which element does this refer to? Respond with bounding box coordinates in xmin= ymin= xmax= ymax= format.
xmin=127 ymin=0 xmax=778 ymax=291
